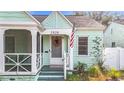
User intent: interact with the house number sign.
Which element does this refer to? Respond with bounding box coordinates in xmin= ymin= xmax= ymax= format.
xmin=51 ymin=31 xmax=59 ymax=34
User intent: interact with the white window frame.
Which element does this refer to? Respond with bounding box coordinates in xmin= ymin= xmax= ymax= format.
xmin=77 ymin=35 xmax=89 ymax=56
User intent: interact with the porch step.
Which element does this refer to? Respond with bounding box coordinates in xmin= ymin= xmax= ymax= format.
xmin=37 ymin=65 xmax=64 ymax=81
xmin=41 ymin=67 xmax=63 ymax=71
xmin=41 ymin=65 xmax=63 ymax=71
xmin=39 ymin=71 xmax=64 ymax=75
xmin=37 ymin=76 xmax=64 ymax=81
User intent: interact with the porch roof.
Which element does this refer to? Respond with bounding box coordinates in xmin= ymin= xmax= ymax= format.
xmin=0 ymin=12 xmax=43 ymax=30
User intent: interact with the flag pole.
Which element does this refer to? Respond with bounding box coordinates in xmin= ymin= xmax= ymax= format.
xmin=69 ymin=23 xmax=75 ymax=70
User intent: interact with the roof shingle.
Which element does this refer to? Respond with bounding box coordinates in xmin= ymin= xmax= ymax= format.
xmin=33 ymin=15 xmax=104 ymax=28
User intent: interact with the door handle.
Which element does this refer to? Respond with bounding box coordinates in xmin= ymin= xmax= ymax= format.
xmin=49 ymin=49 xmax=51 ymax=52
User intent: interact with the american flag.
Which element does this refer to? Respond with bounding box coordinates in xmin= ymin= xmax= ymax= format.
xmin=70 ymin=23 xmax=75 ymax=48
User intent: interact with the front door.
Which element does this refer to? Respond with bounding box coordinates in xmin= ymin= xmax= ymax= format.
xmin=50 ymin=36 xmax=63 ymax=65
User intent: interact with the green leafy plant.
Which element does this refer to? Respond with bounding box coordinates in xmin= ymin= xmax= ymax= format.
xmin=67 ymin=62 xmax=89 ymax=81
xmin=90 ymin=36 xmax=107 ymax=73
xmin=67 ymin=74 xmax=80 ymax=81
xmin=107 ymin=68 xmax=121 ymax=80
xmin=67 ymin=73 xmax=89 ymax=81
xmin=91 ymin=36 xmax=103 ymax=60
xmin=88 ymin=64 xmax=102 ymax=77
xmin=76 ymin=62 xmax=87 ymax=74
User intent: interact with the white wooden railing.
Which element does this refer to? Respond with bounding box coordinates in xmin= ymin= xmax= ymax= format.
xmin=4 ymin=53 xmax=32 ymax=73
xmin=36 ymin=53 xmax=43 ymax=71
xmin=63 ymin=52 xmax=66 ymax=80
xmin=66 ymin=53 xmax=70 ymax=68
xmin=63 ymin=52 xmax=70 ymax=80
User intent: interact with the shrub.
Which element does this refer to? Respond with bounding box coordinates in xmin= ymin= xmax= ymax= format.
xmin=97 ymin=60 xmax=108 ymax=74
xmin=88 ymin=64 xmax=102 ymax=77
xmin=67 ymin=73 xmax=89 ymax=81
xmin=67 ymin=74 xmax=80 ymax=81
xmin=76 ymin=62 xmax=87 ymax=74
xmin=67 ymin=62 xmax=89 ymax=81
xmin=107 ymin=68 xmax=121 ymax=80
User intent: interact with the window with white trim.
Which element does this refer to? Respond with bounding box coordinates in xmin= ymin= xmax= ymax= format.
xmin=78 ymin=37 xmax=88 ymax=55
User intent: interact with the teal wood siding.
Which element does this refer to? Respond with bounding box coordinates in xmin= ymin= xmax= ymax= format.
xmin=42 ymin=12 xmax=72 ymax=29
xmin=42 ymin=31 xmax=103 ymax=67
xmin=73 ymin=30 xmax=103 ymax=67
xmin=5 ymin=30 xmax=31 ymax=53
xmin=0 ymin=12 xmax=33 ymax=22
xmin=104 ymin=22 xmax=124 ymax=48
xmin=42 ymin=35 xmax=50 ymax=65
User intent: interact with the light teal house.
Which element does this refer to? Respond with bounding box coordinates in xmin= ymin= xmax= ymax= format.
xmin=0 ymin=11 xmax=104 ymax=81
xmin=104 ymin=22 xmax=124 ymax=48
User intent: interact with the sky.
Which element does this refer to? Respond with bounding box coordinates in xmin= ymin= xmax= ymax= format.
xmin=30 ymin=11 xmax=124 ymax=16
xmin=30 ymin=11 xmax=74 ymax=15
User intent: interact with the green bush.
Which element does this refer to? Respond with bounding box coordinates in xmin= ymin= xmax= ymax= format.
xmin=76 ymin=62 xmax=87 ymax=74
xmin=67 ymin=74 xmax=80 ymax=81
xmin=88 ymin=64 xmax=101 ymax=77
xmin=67 ymin=73 xmax=89 ymax=81
xmin=107 ymin=68 xmax=121 ymax=80
xmin=67 ymin=62 xmax=89 ymax=81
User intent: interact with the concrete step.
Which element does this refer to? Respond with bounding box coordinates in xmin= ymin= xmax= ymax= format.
xmin=38 ymin=75 xmax=64 ymax=78
xmin=39 ymin=72 xmax=64 ymax=75
xmin=42 ymin=68 xmax=63 ymax=71
xmin=37 ymin=65 xmax=64 ymax=81
xmin=37 ymin=76 xmax=64 ymax=81
xmin=41 ymin=71 xmax=64 ymax=73
xmin=41 ymin=66 xmax=63 ymax=71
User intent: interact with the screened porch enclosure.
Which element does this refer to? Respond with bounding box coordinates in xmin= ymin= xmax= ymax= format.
xmin=4 ymin=29 xmax=42 ymax=75
xmin=4 ymin=29 xmax=32 ymax=73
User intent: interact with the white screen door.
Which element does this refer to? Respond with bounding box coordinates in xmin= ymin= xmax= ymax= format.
xmin=50 ymin=36 xmax=63 ymax=65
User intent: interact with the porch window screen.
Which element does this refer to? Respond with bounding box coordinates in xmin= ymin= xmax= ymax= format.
xmin=78 ymin=37 xmax=88 ymax=55
xmin=5 ymin=36 xmax=15 ymax=53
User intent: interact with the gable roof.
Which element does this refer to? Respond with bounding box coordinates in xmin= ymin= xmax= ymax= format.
xmin=113 ymin=19 xmax=124 ymax=25
xmin=104 ymin=21 xmax=124 ymax=33
xmin=25 ymin=12 xmax=44 ymax=30
xmin=66 ymin=16 xmax=104 ymax=28
xmin=0 ymin=11 xmax=43 ymax=30
xmin=33 ymin=15 xmax=104 ymax=28
xmin=40 ymin=12 xmax=73 ymax=29
xmin=0 ymin=12 xmax=32 ymax=22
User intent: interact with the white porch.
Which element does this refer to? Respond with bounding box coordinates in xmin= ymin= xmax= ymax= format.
xmin=0 ymin=27 xmax=43 ymax=76
xmin=0 ymin=27 xmax=74 ymax=80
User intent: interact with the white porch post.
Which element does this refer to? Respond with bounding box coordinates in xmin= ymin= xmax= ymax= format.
xmin=0 ymin=29 xmax=5 ymax=74
xmin=31 ymin=29 xmax=37 ymax=75
xmin=40 ymin=34 xmax=42 ymax=67
xmin=69 ymin=36 xmax=73 ymax=70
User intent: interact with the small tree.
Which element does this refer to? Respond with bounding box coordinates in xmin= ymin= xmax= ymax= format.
xmin=90 ymin=36 xmax=105 ymax=72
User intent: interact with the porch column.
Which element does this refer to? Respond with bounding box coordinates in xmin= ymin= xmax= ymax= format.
xmin=0 ymin=29 xmax=5 ymax=74
xmin=40 ymin=34 xmax=42 ymax=67
xmin=30 ymin=29 xmax=37 ymax=75
xmin=69 ymin=36 xmax=74 ymax=70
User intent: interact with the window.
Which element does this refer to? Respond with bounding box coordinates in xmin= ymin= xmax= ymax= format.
xmin=112 ymin=42 xmax=116 ymax=47
xmin=78 ymin=37 xmax=88 ymax=55
xmin=5 ymin=36 xmax=15 ymax=53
